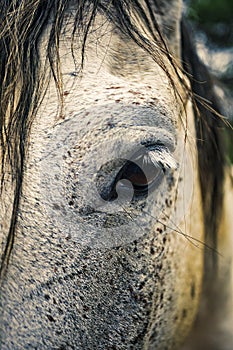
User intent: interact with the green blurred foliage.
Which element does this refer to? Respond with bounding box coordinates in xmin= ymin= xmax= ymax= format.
xmin=187 ymin=0 xmax=233 ymax=163
xmin=188 ymin=0 xmax=233 ymax=23
xmin=187 ymin=0 xmax=233 ymax=47
xmin=225 ymin=127 xmax=233 ymax=164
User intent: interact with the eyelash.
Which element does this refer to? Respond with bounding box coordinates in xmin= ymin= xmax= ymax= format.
xmin=140 ymin=146 xmax=178 ymax=170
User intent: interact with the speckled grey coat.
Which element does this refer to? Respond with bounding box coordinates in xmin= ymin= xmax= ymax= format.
xmin=0 ymin=1 xmax=232 ymax=349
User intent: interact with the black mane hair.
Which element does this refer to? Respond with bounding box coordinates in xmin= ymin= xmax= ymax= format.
xmin=0 ymin=0 xmax=226 ymax=277
xmin=181 ymin=19 xmax=225 ymax=280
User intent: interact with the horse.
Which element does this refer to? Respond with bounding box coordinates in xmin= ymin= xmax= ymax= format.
xmin=0 ymin=0 xmax=232 ymax=349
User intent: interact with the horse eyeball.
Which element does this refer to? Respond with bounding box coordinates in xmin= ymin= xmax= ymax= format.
xmin=96 ymin=145 xmax=177 ymax=202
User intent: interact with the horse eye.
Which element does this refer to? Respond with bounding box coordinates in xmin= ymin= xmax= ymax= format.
xmin=103 ymin=146 xmax=177 ymax=201
xmin=116 ymin=159 xmax=163 ymax=198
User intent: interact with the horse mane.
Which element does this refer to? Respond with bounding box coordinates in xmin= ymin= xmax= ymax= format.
xmin=181 ymin=19 xmax=225 ymax=278
xmin=0 ymin=0 xmax=226 ymax=277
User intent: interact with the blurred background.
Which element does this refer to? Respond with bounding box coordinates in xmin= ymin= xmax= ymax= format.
xmin=185 ymin=0 xmax=233 ymax=162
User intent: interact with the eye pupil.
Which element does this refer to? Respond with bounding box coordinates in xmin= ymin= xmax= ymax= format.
xmin=122 ymin=161 xmax=148 ymax=187
xmin=121 ymin=161 xmax=161 ymax=188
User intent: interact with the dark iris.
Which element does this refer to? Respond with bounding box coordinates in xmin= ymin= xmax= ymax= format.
xmin=120 ymin=160 xmax=148 ymax=186
xmin=105 ymin=151 xmax=164 ymax=201
xmin=122 ymin=160 xmax=162 ymax=187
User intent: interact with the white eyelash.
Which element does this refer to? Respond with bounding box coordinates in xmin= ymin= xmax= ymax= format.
xmin=143 ymin=148 xmax=178 ymax=170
